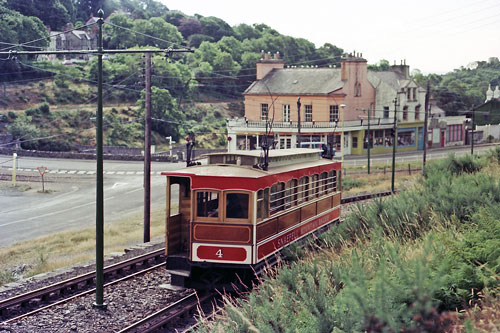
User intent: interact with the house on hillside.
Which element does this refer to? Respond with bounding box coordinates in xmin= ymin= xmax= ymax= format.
xmin=471 ymin=84 xmax=500 ymax=143
xmin=227 ymin=52 xmax=426 ymax=156
xmin=47 ymin=23 xmax=97 ymax=60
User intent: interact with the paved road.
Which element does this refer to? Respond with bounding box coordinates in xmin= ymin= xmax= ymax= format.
xmin=0 ymin=158 xmax=184 ymax=247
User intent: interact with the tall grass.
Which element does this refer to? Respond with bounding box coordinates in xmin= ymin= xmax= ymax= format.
xmin=200 ymin=153 xmax=500 ymax=332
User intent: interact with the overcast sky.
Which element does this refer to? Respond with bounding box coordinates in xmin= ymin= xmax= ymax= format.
xmin=160 ymin=0 xmax=500 ymax=75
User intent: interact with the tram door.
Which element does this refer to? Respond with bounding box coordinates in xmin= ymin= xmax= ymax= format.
xmin=166 ymin=176 xmax=191 ymax=256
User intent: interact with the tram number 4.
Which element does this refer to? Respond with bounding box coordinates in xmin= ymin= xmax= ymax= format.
xmin=216 ymin=249 xmax=223 ymax=258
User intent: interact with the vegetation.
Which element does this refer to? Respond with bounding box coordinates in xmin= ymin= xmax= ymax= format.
xmin=201 ymin=149 xmax=500 ymax=332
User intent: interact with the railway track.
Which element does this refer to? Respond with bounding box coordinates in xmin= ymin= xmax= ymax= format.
xmin=117 ymin=291 xmax=218 ymax=333
xmin=0 ymin=249 xmax=165 ymax=322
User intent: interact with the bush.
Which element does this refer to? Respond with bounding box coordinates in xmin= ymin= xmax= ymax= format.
xmin=342 ymin=177 xmax=368 ymax=191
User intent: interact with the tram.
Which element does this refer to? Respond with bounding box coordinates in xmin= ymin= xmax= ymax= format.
xmin=162 ymin=148 xmax=341 ymax=289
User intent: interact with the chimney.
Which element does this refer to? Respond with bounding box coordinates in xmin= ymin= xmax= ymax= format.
xmin=256 ymin=50 xmax=285 ymax=80
xmin=390 ymin=60 xmax=410 ymax=79
xmin=340 ymin=52 xmax=367 ymax=81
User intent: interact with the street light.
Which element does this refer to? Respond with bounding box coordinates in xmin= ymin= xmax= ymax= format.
xmin=340 ymin=104 xmax=346 ymax=165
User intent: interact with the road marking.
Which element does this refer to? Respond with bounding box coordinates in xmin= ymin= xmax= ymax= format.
xmin=77 ymin=171 xmax=86 ymax=174
xmin=125 ymin=188 xmax=142 ymax=194
xmin=106 ymin=171 xmax=115 ymax=175
xmin=0 ymin=195 xmax=116 ymax=228
xmin=111 ymin=182 xmax=128 ymax=189
xmin=126 ymin=171 xmax=135 ymax=175
xmin=68 ymin=170 xmax=76 ymax=174
xmin=58 ymin=170 xmax=67 ymax=174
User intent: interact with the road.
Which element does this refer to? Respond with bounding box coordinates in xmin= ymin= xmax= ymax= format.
xmin=0 ymin=157 xmax=184 ymax=247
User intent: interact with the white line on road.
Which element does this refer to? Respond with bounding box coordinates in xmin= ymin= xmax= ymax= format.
xmin=0 ymin=195 xmax=116 ymax=228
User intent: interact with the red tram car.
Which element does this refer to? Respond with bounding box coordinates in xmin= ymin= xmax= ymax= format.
xmin=162 ymin=148 xmax=341 ymax=289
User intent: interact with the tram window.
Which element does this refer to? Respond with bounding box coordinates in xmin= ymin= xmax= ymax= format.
xmin=328 ymin=170 xmax=337 ymax=192
xmin=312 ymin=174 xmax=320 ymax=197
xmin=320 ymin=172 xmax=328 ymax=195
xmin=337 ymin=170 xmax=342 ymax=191
xmin=299 ymin=176 xmax=309 ymax=202
xmin=225 ymin=192 xmax=249 ymax=219
xmin=196 ymin=191 xmax=219 ymax=217
xmin=270 ymin=182 xmax=285 ymax=214
xmin=285 ymin=179 xmax=298 ymax=208
xmin=257 ymin=188 xmax=269 ymax=221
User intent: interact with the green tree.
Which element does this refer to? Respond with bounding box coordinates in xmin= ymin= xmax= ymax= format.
xmin=137 ymin=86 xmax=184 ymax=140
xmin=199 ymin=16 xmax=233 ymax=42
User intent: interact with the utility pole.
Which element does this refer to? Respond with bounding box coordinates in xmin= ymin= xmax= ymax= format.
xmin=471 ymin=104 xmax=475 ymax=155
xmin=367 ymin=108 xmax=371 ymax=174
xmin=423 ymin=81 xmax=430 ymax=170
xmin=144 ymin=52 xmax=151 ymax=243
xmin=391 ymin=97 xmax=398 ymax=194
xmin=94 ymin=9 xmax=105 ymax=309
xmin=296 ymin=97 xmax=301 ymax=147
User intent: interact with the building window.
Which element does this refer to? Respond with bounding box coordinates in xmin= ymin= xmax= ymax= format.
xmin=352 ymin=137 xmax=358 ymax=148
xmin=329 ymin=105 xmax=339 ymax=122
xmin=413 ymin=88 xmax=417 ymax=101
xmin=403 ymin=106 xmax=408 ymax=120
xmin=282 ymin=104 xmax=290 ymax=122
xmin=384 ymin=106 xmax=390 ymax=119
xmin=354 ymin=82 xmax=361 ymax=97
xmin=305 ymin=105 xmax=313 ymax=122
xmin=407 ymin=88 xmax=411 ymax=100
xmin=261 ymin=104 xmax=268 ymax=121
xmin=415 ymin=105 xmax=421 ymax=120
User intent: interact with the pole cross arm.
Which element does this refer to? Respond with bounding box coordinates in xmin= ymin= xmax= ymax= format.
xmin=0 ymin=48 xmax=194 ymax=56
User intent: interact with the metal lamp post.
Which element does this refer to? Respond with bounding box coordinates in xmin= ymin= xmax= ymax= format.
xmin=340 ymin=104 xmax=346 ymax=165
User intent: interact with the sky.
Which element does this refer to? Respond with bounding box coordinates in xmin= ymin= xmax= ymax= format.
xmin=160 ymin=0 xmax=500 ymax=75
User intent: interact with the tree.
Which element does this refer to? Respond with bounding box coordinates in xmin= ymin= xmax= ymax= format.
xmin=163 ymin=10 xmax=186 ymax=26
xmin=104 ymin=13 xmax=135 ymax=49
xmin=178 ymin=17 xmax=202 ymax=39
xmin=199 ymin=16 xmax=233 ymax=42
xmin=137 ymin=86 xmax=184 ymax=140
xmin=234 ymin=23 xmax=261 ymax=41
xmin=132 ymin=17 xmax=183 ymax=48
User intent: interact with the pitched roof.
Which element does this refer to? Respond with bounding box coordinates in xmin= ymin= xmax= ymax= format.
xmin=244 ymin=68 xmax=344 ymax=96
xmin=368 ymin=71 xmax=406 ymax=90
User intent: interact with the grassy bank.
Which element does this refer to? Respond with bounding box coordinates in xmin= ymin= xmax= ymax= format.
xmin=0 ymin=208 xmax=166 ymax=286
xmin=201 ymin=148 xmax=500 ymax=332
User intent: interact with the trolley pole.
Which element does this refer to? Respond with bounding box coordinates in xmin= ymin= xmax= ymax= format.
xmin=144 ymin=52 xmax=152 ymax=243
xmin=391 ymin=97 xmax=398 ymax=194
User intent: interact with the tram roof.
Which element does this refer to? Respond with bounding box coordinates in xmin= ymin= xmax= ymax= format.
xmin=162 ymin=152 xmax=339 ymax=179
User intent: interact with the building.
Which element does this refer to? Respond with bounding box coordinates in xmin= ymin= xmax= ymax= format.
xmin=48 ymin=24 xmax=97 ymax=60
xmin=227 ymin=52 xmax=427 ymax=156
xmin=470 ymin=84 xmax=500 ymax=143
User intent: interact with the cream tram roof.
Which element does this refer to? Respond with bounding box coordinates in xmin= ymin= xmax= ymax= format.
xmin=162 ymin=148 xmax=336 ymax=178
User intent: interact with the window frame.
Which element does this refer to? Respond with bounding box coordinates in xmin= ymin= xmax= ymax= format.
xmin=194 ymin=190 xmax=222 ymax=222
xmin=329 ymin=105 xmax=339 ymax=122
xmin=282 ymin=104 xmax=290 ymax=122
xmin=261 ymin=103 xmax=269 ymax=121
xmin=224 ymin=190 xmax=252 ymax=223
xmin=305 ymin=104 xmax=313 ymax=122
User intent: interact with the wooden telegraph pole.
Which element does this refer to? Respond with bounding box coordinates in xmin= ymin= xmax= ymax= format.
xmin=423 ymin=80 xmax=430 ymax=170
